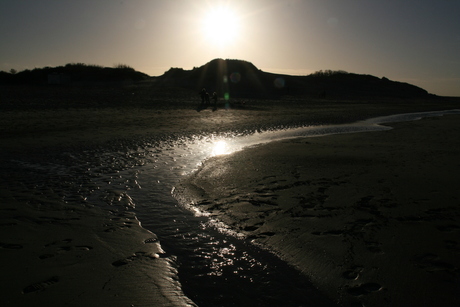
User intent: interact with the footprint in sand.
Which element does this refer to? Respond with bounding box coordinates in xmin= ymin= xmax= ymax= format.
xmin=112 ymin=251 xmax=160 ymax=267
xmin=412 ymin=253 xmax=457 ymax=273
xmin=364 ymin=241 xmax=383 ymax=254
xmin=22 ymin=276 xmax=59 ymax=294
xmin=436 ymin=224 xmax=460 ymax=232
xmin=39 ymin=239 xmax=93 ymax=259
xmin=444 ymin=240 xmax=460 ymax=253
xmin=258 ymin=231 xmax=276 ymax=237
xmin=0 ymin=242 xmax=23 ymax=249
xmin=311 ymin=229 xmax=344 ymax=236
xmin=242 ymin=221 xmax=264 ymax=232
xmin=347 ymin=282 xmax=382 ymax=296
xmin=103 ymin=222 xmax=134 ymax=232
xmin=342 ymin=266 xmax=363 ymax=280
xmin=144 ymin=237 xmax=159 ymax=244
xmin=44 ymin=238 xmax=72 ymax=247
xmin=103 ymin=214 xmax=137 ymax=232
xmin=0 ymin=222 xmax=18 ymax=227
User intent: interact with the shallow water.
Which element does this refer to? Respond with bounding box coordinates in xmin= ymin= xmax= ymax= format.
xmin=97 ymin=109 xmax=460 ymax=305
xmin=8 ymin=109 xmax=460 ymax=306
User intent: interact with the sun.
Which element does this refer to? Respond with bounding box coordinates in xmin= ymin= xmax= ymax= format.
xmin=201 ymin=6 xmax=240 ymax=47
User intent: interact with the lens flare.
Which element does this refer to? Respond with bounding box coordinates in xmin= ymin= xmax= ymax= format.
xmin=274 ymin=77 xmax=285 ymax=88
xmin=230 ymin=72 xmax=241 ymax=83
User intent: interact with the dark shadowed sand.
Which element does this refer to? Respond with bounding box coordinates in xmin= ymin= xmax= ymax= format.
xmin=175 ymin=115 xmax=460 ymax=306
xmin=1 ymin=85 xmax=459 ymax=306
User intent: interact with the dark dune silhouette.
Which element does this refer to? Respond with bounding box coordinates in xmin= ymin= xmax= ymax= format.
xmin=0 ymin=63 xmax=149 ymax=85
xmin=153 ymin=58 xmax=430 ymax=99
xmin=2 ymin=59 xmax=431 ymax=99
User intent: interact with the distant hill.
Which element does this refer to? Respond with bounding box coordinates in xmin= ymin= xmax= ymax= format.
xmin=153 ymin=58 xmax=430 ymax=99
xmin=0 ymin=63 xmax=149 ymax=85
xmin=1 ymin=59 xmax=430 ymax=99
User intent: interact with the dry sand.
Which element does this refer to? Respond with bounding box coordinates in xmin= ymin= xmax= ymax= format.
xmin=175 ymin=115 xmax=460 ymax=306
xmin=1 ymin=85 xmax=459 ymax=306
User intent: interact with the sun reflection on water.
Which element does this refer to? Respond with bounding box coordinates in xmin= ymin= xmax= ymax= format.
xmin=211 ymin=140 xmax=230 ymax=156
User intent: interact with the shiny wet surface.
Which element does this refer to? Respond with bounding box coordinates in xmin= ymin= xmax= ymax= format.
xmin=4 ymin=109 xmax=459 ymax=306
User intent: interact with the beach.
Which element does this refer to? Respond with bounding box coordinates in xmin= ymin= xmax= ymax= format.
xmin=1 ymin=85 xmax=459 ymax=306
xmin=175 ymin=115 xmax=460 ymax=306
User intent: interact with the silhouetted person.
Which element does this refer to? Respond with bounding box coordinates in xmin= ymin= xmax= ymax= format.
xmin=205 ymin=92 xmax=210 ymax=106
xmin=199 ymin=88 xmax=207 ymax=105
xmin=212 ymin=92 xmax=218 ymax=108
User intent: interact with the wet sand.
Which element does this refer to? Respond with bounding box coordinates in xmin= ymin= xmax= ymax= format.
xmin=175 ymin=115 xmax=460 ymax=306
xmin=1 ymin=85 xmax=459 ymax=306
xmin=2 ymin=85 xmax=459 ymax=153
xmin=0 ymin=155 xmax=196 ymax=306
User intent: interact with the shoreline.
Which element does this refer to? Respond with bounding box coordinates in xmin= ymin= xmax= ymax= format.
xmin=1 ymin=91 xmax=459 ymax=306
xmin=174 ymin=114 xmax=460 ymax=306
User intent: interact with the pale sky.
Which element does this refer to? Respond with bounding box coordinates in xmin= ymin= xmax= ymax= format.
xmin=1 ymin=0 xmax=459 ymax=96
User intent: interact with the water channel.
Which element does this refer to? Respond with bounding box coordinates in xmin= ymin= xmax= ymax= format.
xmin=26 ymin=109 xmax=460 ymax=306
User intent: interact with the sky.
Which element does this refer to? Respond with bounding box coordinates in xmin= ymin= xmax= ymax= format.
xmin=1 ymin=0 xmax=459 ymax=96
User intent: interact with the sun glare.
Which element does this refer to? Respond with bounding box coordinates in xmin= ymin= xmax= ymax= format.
xmin=211 ymin=140 xmax=229 ymax=156
xmin=202 ymin=6 xmax=240 ymax=47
